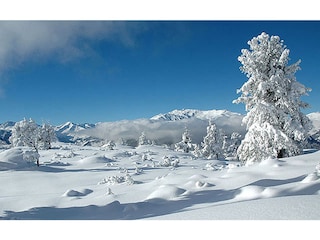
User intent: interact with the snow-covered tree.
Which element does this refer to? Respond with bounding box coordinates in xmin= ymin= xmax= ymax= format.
xmin=9 ymin=119 xmax=57 ymax=166
xmin=38 ymin=123 xmax=56 ymax=150
xmin=233 ymin=32 xmax=312 ymax=164
xmin=105 ymin=140 xmax=116 ymax=150
xmin=138 ymin=131 xmax=150 ymax=146
xmin=10 ymin=119 xmax=39 ymax=149
xmin=227 ymin=132 xmax=242 ymax=158
xmin=191 ymin=144 xmax=202 ymax=158
xmin=175 ymin=127 xmax=194 ymax=153
xmin=10 ymin=119 xmax=40 ymax=166
xmin=200 ymin=121 xmax=223 ymax=159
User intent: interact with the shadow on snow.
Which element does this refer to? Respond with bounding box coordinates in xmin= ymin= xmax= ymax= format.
xmin=2 ymin=174 xmax=320 ymax=220
xmin=1 ymin=188 xmax=237 ymax=220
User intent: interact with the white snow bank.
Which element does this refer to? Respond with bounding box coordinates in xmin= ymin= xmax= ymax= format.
xmin=148 ymin=195 xmax=320 ymax=220
xmin=0 ymin=148 xmax=33 ymax=170
xmin=146 ymin=184 xmax=187 ymax=200
xmin=77 ymin=155 xmax=115 ymax=165
xmin=62 ymin=188 xmax=93 ymax=197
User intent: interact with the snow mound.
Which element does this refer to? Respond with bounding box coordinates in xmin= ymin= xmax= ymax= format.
xmin=78 ymin=155 xmax=114 ymax=165
xmin=0 ymin=148 xmax=30 ymax=170
xmin=146 ymin=184 xmax=186 ymax=200
xmin=184 ymin=174 xmax=213 ymax=188
xmin=184 ymin=180 xmax=213 ymax=188
xmin=188 ymin=174 xmax=208 ymax=180
xmin=261 ymin=187 xmax=281 ymax=198
xmin=259 ymin=158 xmax=283 ymax=167
xmin=62 ymin=188 xmax=93 ymax=197
xmin=235 ymin=185 xmax=265 ymax=200
xmin=301 ymin=163 xmax=320 ymax=183
xmin=301 ymin=172 xmax=320 ymax=183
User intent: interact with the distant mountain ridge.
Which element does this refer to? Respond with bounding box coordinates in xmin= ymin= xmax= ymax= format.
xmin=0 ymin=109 xmax=320 ymax=146
xmin=54 ymin=122 xmax=96 ymax=143
xmin=307 ymin=112 xmax=320 ymax=135
xmin=55 ymin=121 xmax=95 ymax=134
xmin=150 ymin=109 xmax=242 ymax=121
xmin=0 ymin=121 xmax=15 ymax=130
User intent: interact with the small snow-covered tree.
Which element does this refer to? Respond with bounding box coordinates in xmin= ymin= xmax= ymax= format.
xmin=175 ymin=127 xmax=194 ymax=153
xmin=38 ymin=123 xmax=56 ymax=150
xmin=138 ymin=131 xmax=150 ymax=146
xmin=191 ymin=144 xmax=202 ymax=158
xmin=200 ymin=121 xmax=223 ymax=159
xmin=10 ymin=119 xmax=40 ymax=166
xmin=106 ymin=140 xmax=116 ymax=150
xmin=233 ymin=32 xmax=312 ymax=164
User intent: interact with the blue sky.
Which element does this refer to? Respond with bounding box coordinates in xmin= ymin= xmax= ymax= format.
xmin=0 ymin=21 xmax=319 ymax=125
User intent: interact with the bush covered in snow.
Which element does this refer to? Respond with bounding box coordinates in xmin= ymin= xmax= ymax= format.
xmin=98 ymin=174 xmax=135 ymax=185
xmin=23 ymin=150 xmax=40 ymax=166
xmin=161 ymin=155 xmax=180 ymax=167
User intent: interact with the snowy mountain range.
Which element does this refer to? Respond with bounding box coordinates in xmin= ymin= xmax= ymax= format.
xmin=0 ymin=109 xmax=320 ymax=146
xmin=151 ymin=109 xmax=242 ymax=121
xmin=306 ymin=112 xmax=320 ymax=134
xmin=55 ymin=121 xmax=95 ymax=134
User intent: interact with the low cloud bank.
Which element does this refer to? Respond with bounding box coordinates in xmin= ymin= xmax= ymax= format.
xmin=80 ymin=116 xmax=246 ymax=146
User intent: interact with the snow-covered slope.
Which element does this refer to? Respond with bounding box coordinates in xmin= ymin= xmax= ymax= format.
xmin=0 ymin=143 xmax=319 ymax=220
xmin=0 ymin=109 xmax=319 ymax=221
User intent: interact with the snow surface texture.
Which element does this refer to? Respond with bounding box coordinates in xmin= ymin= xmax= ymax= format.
xmin=0 ymin=143 xmax=319 ymax=220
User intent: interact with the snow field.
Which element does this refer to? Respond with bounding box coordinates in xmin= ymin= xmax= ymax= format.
xmin=0 ymin=143 xmax=319 ymax=220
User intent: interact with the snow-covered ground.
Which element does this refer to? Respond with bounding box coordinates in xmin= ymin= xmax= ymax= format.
xmin=0 ymin=142 xmax=319 ymax=220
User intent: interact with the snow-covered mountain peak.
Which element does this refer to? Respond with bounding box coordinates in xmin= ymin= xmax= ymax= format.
xmin=55 ymin=121 xmax=94 ymax=134
xmin=307 ymin=112 xmax=320 ymax=134
xmin=151 ymin=109 xmax=199 ymax=121
xmin=150 ymin=109 xmax=242 ymax=121
xmin=0 ymin=121 xmax=16 ymax=130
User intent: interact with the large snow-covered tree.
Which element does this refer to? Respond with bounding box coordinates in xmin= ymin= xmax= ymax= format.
xmin=233 ymin=32 xmax=312 ymax=164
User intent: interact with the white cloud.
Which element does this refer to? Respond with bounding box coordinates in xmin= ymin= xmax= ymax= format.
xmin=0 ymin=21 xmax=144 ymax=73
xmin=81 ymin=116 xmax=246 ymax=146
xmin=0 ymin=21 xmax=146 ymax=95
xmin=0 ymin=21 xmax=141 ymax=68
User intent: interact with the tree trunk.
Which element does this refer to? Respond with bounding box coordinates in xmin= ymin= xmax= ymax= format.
xmin=277 ymin=149 xmax=285 ymax=158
